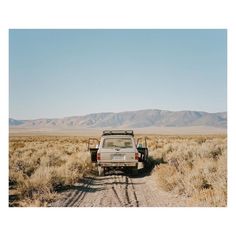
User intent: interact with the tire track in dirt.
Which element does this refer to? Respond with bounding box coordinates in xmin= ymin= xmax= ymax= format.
xmin=128 ymin=177 xmax=139 ymax=207
xmin=111 ymin=175 xmax=124 ymax=206
xmin=125 ymin=176 xmax=131 ymax=206
xmin=51 ymin=171 xmax=187 ymax=207
xmin=61 ymin=177 xmax=94 ymax=207
xmin=69 ymin=179 xmax=93 ymax=207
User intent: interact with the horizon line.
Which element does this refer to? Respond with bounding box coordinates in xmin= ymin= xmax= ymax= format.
xmin=10 ymin=108 xmax=227 ymax=121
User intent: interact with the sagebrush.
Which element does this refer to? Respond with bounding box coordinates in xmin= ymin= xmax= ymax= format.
xmin=147 ymin=135 xmax=227 ymax=207
xmin=9 ymin=136 xmax=93 ymax=206
xmin=9 ymin=134 xmax=227 ymax=207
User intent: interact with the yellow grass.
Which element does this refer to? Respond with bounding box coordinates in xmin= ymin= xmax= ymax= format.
xmin=148 ymin=135 xmax=227 ymax=206
xmin=9 ymin=136 xmax=93 ymax=206
xmin=9 ymin=134 xmax=227 ymax=207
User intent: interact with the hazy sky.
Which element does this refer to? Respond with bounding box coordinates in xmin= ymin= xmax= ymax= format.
xmin=9 ymin=29 xmax=227 ymax=119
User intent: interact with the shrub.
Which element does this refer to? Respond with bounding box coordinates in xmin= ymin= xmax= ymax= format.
xmin=9 ymin=136 xmax=93 ymax=206
xmin=152 ymin=135 xmax=227 ymax=206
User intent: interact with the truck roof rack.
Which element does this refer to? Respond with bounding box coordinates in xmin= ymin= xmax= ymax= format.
xmin=102 ymin=130 xmax=134 ymax=136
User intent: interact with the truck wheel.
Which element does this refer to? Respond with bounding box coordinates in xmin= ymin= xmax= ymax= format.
xmin=98 ymin=166 xmax=104 ymax=176
xmin=131 ymin=167 xmax=139 ymax=176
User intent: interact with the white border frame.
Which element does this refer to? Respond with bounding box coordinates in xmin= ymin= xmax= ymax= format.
xmin=1 ymin=1 xmax=235 ymax=236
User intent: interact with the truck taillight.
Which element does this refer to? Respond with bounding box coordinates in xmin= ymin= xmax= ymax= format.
xmin=135 ymin=152 xmax=139 ymax=160
xmin=97 ymin=152 xmax=101 ymax=160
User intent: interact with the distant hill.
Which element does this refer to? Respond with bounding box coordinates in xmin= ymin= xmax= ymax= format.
xmin=9 ymin=109 xmax=227 ymax=129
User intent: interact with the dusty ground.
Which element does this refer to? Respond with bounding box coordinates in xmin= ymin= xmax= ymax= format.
xmin=50 ymin=169 xmax=188 ymax=207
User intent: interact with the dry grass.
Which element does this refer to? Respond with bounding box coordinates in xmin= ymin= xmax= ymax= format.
xmin=9 ymin=136 xmax=93 ymax=207
xmin=147 ymin=135 xmax=227 ymax=207
xmin=9 ymin=134 xmax=227 ymax=207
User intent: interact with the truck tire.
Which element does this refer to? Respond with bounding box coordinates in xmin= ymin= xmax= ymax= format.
xmin=98 ymin=166 xmax=104 ymax=176
xmin=131 ymin=167 xmax=139 ymax=176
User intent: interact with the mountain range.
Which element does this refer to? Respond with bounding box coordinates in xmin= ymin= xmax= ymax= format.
xmin=9 ymin=109 xmax=227 ymax=129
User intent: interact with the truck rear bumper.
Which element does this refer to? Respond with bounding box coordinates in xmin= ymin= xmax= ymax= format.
xmin=98 ymin=161 xmax=138 ymax=167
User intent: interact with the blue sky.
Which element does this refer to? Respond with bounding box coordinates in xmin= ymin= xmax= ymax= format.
xmin=9 ymin=29 xmax=227 ymax=119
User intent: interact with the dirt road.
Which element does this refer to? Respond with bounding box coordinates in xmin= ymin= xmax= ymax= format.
xmin=51 ymin=171 xmax=187 ymax=207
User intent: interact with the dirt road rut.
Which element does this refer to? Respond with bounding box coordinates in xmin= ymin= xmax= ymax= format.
xmin=51 ymin=172 xmax=187 ymax=207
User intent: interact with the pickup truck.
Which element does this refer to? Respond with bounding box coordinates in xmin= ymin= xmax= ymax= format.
xmin=88 ymin=130 xmax=148 ymax=176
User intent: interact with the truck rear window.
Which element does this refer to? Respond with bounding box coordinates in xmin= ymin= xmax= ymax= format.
xmin=103 ymin=138 xmax=133 ymax=149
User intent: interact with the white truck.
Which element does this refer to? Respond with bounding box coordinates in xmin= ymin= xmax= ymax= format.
xmin=88 ymin=130 xmax=148 ymax=176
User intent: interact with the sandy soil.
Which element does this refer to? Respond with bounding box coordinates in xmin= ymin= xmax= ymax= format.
xmin=10 ymin=126 xmax=226 ymax=136
xmin=50 ymin=170 xmax=188 ymax=207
